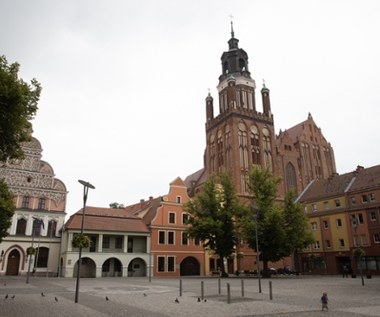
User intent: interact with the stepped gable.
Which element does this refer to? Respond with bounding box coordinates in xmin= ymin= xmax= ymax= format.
xmin=65 ymin=206 xmax=149 ymax=233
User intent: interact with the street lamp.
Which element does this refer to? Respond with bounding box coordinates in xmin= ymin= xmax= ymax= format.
xmin=252 ymin=204 xmax=262 ymax=293
xmin=75 ymin=179 xmax=95 ymax=303
xmin=351 ymin=216 xmax=364 ymax=286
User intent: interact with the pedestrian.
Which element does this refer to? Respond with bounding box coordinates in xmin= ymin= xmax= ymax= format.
xmin=321 ymin=291 xmax=329 ymax=311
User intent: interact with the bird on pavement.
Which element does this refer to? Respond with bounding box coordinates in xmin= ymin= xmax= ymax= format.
xmin=41 ymin=292 xmax=45 ymax=297
xmin=55 ymin=297 xmax=58 ymax=302
xmin=4 ymin=294 xmax=8 ymax=299
xmin=204 ymin=299 xmax=207 ymax=302
xmin=143 ymin=293 xmax=147 ymax=297
xmin=197 ymin=297 xmax=201 ymax=302
xmin=11 ymin=295 xmax=15 ymax=299
xmin=106 ymin=296 xmax=110 ymax=301
xmin=175 ymin=298 xmax=180 ymax=303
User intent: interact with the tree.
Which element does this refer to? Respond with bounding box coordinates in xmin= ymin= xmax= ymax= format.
xmin=0 ymin=179 xmax=15 ymax=242
xmin=242 ymin=166 xmax=314 ymax=273
xmin=0 ymin=55 xmax=41 ymax=162
xmin=283 ymin=190 xmax=314 ymax=260
xmin=184 ymin=171 xmax=244 ymax=277
xmin=109 ymin=202 xmax=125 ymax=209
xmin=242 ymin=166 xmax=286 ymax=271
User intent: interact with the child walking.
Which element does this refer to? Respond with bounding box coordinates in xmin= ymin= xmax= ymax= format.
xmin=321 ymin=291 xmax=329 ymax=311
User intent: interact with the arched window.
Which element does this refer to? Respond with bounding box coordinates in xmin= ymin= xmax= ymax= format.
xmin=238 ymin=123 xmax=248 ymax=170
xmin=16 ymin=218 xmax=27 ymax=235
xmin=262 ymin=128 xmax=273 ymax=171
xmin=225 ymin=126 xmax=231 ymax=168
xmin=34 ymin=247 xmax=49 ymax=268
xmin=33 ymin=219 xmax=44 ymax=237
xmin=286 ymin=163 xmax=297 ymax=192
xmin=47 ymin=220 xmax=57 ymax=237
xmin=209 ymin=134 xmax=216 ymax=173
xmin=217 ymin=130 xmax=224 ymax=172
xmin=250 ymin=125 xmax=260 ymax=165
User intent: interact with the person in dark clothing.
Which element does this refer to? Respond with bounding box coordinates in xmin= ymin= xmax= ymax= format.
xmin=321 ymin=291 xmax=329 ymax=311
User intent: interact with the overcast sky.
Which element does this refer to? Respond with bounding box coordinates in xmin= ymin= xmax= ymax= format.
xmin=1 ymin=0 xmax=380 ymax=217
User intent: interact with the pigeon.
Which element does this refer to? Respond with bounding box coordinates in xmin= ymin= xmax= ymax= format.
xmin=143 ymin=293 xmax=147 ymax=297
xmin=4 ymin=294 xmax=8 ymax=299
xmin=204 ymin=299 xmax=207 ymax=302
xmin=197 ymin=297 xmax=201 ymax=302
xmin=55 ymin=297 xmax=58 ymax=302
xmin=106 ymin=296 xmax=110 ymax=301
xmin=41 ymin=292 xmax=45 ymax=297
xmin=175 ymin=298 xmax=180 ymax=303
xmin=11 ymin=295 xmax=15 ymax=299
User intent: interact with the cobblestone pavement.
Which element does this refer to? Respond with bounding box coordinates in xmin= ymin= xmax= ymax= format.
xmin=0 ymin=275 xmax=379 ymax=317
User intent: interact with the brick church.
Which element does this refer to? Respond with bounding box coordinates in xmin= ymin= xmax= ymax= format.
xmin=184 ymin=23 xmax=336 ymax=272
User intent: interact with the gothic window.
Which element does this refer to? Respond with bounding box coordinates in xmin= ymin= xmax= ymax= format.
xmin=217 ymin=130 xmax=224 ymax=172
xmin=225 ymin=126 xmax=231 ymax=168
xmin=238 ymin=123 xmax=248 ymax=170
xmin=209 ymin=134 xmax=216 ymax=173
xmin=22 ymin=196 xmax=30 ymax=209
xmin=250 ymin=125 xmax=260 ymax=165
xmin=34 ymin=247 xmax=49 ymax=268
xmin=16 ymin=218 xmax=27 ymax=235
xmin=286 ymin=162 xmax=297 ymax=191
xmin=262 ymin=128 xmax=273 ymax=171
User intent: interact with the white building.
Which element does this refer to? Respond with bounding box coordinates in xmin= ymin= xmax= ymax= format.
xmin=0 ymin=137 xmax=67 ymax=277
xmin=61 ymin=207 xmax=151 ymax=278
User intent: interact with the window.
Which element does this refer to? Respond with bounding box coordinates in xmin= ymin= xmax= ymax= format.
xmin=374 ymin=233 xmax=380 ymax=244
xmin=115 ymin=237 xmax=123 ymax=249
xmin=323 ymin=202 xmax=329 ymax=210
xmin=128 ymin=237 xmax=133 ymax=252
xmin=181 ymin=232 xmax=188 ymax=245
xmin=158 ymin=257 xmax=165 ymax=272
xmin=362 ymin=195 xmax=368 ymax=203
xmin=33 ymin=219 xmax=43 ymax=236
xmin=38 ymin=198 xmax=46 ymax=210
xmin=182 ymin=213 xmax=189 ymax=224
xmin=169 ymin=213 xmax=176 ymax=224
xmin=102 ymin=237 xmax=110 ymax=249
xmin=312 ymin=204 xmax=317 ymax=212
xmin=34 ymin=247 xmax=49 ymax=268
xmin=339 ymin=239 xmax=345 ymax=247
xmin=22 ymin=196 xmax=30 ymax=208
xmin=47 ymin=221 xmax=57 ymax=237
xmin=176 ymin=196 xmax=182 ymax=204
xmin=325 ymin=240 xmax=331 ymax=248
xmin=353 ymin=235 xmax=359 ymax=247
xmin=158 ymin=231 xmax=165 ymax=244
xmin=370 ymin=211 xmax=377 ymax=221
xmin=336 ymin=219 xmax=342 ymax=227
xmin=311 ymin=222 xmax=317 ymax=230
xmin=16 ymin=218 xmax=27 ymax=235
xmin=168 ymin=256 xmax=175 ymax=272
xmin=314 ymin=241 xmax=320 ymax=249
xmin=323 ymin=220 xmax=329 ymax=229
xmin=358 ymin=214 xmax=364 ymax=224
xmin=351 ymin=196 xmax=356 ymax=204
xmin=370 ymin=193 xmax=376 ymax=202
xmin=360 ymin=235 xmax=367 ymax=246
xmin=334 ymin=199 xmax=341 ymax=207
xmin=194 ymin=237 xmax=200 ymax=246
xmin=168 ymin=231 xmax=174 ymax=244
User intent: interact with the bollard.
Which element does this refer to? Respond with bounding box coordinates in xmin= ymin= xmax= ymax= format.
xmin=227 ymin=283 xmax=231 ymax=304
xmin=201 ymin=281 xmax=204 ymax=300
xmin=218 ymin=278 xmax=221 ymax=294
xmin=241 ymin=279 xmax=244 ymax=297
xmin=269 ymin=281 xmax=273 ymax=300
xmin=179 ymin=279 xmax=182 ymax=297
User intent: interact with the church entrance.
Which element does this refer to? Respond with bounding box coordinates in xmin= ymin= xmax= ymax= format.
xmin=6 ymin=249 xmax=20 ymax=275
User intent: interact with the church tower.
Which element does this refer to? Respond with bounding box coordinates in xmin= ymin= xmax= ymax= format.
xmin=204 ymin=22 xmax=278 ymax=196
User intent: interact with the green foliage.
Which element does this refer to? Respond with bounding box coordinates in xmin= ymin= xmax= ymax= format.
xmin=26 ymin=246 xmax=36 ymax=255
xmin=353 ymin=247 xmax=365 ymax=258
xmin=72 ymin=234 xmax=91 ymax=249
xmin=0 ymin=178 xmax=15 ymax=242
xmin=0 ymin=55 xmax=41 ymax=161
xmin=109 ymin=202 xmax=125 ymax=209
xmin=184 ymin=171 xmax=245 ymax=276
xmin=242 ymin=166 xmax=313 ymax=268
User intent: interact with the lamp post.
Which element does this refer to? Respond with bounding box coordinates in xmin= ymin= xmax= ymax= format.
xmin=351 ymin=216 xmax=364 ymax=286
xmin=252 ymin=204 xmax=262 ymax=293
xmin=75 ymin=179 xmax=95 ymax=303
